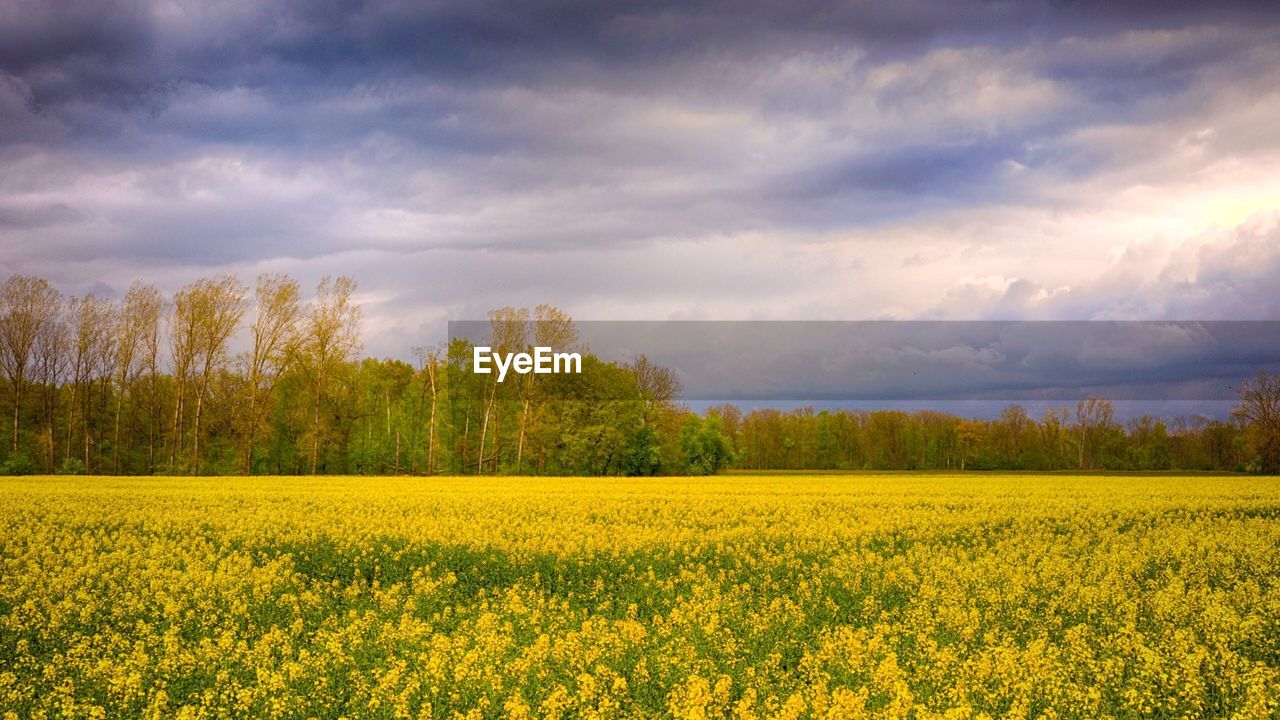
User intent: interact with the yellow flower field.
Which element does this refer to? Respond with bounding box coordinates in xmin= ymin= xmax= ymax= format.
xmin=2 ymin=474 xmax=1279 ymax=719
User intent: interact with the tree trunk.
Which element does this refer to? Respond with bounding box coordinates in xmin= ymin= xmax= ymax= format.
xmin=516 ymin=395 xmax=531 ymax=473
xmin=192 ymin=383 xmax=204 ymax=475
xmin=64 ymin=383 xmax=76 ymax=463
xmin=242 ymin=427 xmax=255 ymax=475
xmin=477 ymin=382 xmax=497 ymax=475
xmin=1078 ymin=427 xmax=1086 ymax=470
xmin=309 ymin=392 xmax=321 ymax=475
xmin=113 ymin=387 xmax=124 ymax=474
xmin=11 ymin=384 xmax=20 ymax=454
xmin=83 ymin=379 xmax=91 ymax=471
xmin=243 ymin=391 xmax=258 ymax=475
xmin=170 ymin=379 xmax=184 ymax=469
xmin=45 ymin=424 xmax=54 ymax=472
xmin=427 ymin=390 xmax=437 ymax=476
xmin=146 ymin=374 xmax=156 ymax=473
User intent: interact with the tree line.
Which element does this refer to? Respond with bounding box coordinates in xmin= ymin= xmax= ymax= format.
xmin=1 ymin=272 xmax=1277 ymax=475
xmin=710 ymin=391 xmax=1277 ymax=473
xmin=0 ymin=273 xmax=732 ymax=476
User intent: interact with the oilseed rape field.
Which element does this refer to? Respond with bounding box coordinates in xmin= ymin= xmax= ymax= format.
xmin=2 ymin=475 xmax=1279 ymax=719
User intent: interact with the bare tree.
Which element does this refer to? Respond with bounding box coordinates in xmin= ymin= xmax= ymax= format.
xmin=137 ymin=288 xmax=165 ymax=472
xmin=476 ymin=307 xmax=528 ymax=474
xmin=89 ymin=305 xmax=117 ymax=470
xmin=296 ymin=276 xmax=361 ymax=474
xmin=190 ymin=277 xmax=248 ymax=474
xmin=1075 ymin=396 xmax=1114 ymax=470
xmin=169 ymin=286 xmax=199 ymax=469
xmin=1040 ymin=406 xmax=1070 ymax=470
xmin=1233 ymin=370 xmax=1280 ymax=473
xmin=32 ymin=303 xmax=68 ymax=471
xmin=66 ymin=295 xmax=115 ymax=470
xmin=170 ymin=277 xmax=248 ymax=473
xmin=997 ymin=404 xmax=1030 ymax=465
xmin=240 ymin=273 xmax=301 ymax=474
xmin=629 ymin=353 xmax=681 ymax=422
xmin=0 ymin=275 xmax=63 ymax=455
xmin=112 ymin=282 xmax=162 ymax=473
xmin=514 ymin=305 xmax=578 ymax=472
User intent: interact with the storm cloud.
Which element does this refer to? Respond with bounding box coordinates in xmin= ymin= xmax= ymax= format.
xmin=2 ymin=0 xmax=1280 ymax=359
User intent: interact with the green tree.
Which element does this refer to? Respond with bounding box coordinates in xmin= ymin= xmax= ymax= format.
xmin=681 ymin=415 xmax=733 ymax=475
xmin=623 ymin=424 xmax=662 ymax=476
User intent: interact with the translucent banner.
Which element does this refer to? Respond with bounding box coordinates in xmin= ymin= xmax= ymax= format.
xmin=447 ymin=320 xmax=1280 ymax=402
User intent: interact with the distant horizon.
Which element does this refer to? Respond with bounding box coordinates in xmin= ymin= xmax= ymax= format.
xmin=685 ymin=400 xmax=1240 ymax=423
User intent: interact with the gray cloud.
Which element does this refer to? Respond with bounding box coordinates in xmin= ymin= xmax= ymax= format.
xmin=448 ymin=319 xmax=1280 ymax=402
xmin=2 ymin=0 xmax=1280 ymax=362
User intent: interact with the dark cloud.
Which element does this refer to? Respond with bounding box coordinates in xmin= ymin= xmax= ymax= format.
xmin=0 ymin=0 xmax=152 ymax=73
xmin=449 ymin=319 xmax=1280 ymax=401
xmin=780 ymin=136 xmax=1040 ymax=226
xmin=2 ymin=0 xmax=1280 ymax=361
xmin=7 ymin=0 xmax=1279 ymax=143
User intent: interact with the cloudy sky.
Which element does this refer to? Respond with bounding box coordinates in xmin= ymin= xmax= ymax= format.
xmin=3 ymin=0 xmax=1280 ymax=358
